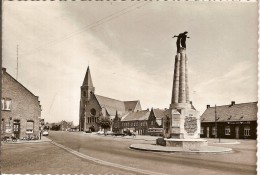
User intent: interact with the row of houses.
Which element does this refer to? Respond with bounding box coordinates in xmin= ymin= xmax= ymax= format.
xmin=79 ymin=67 xmax=257 ymax=139
xmin=45 ymin=120 xmax=77 ymax=131
xmin=113 ymin=108 xmax=164 ymax=135
xmin=200 ymin=102 xmax=257 ymax=139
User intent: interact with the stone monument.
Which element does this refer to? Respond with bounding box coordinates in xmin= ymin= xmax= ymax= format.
xmin=159 ymin=31 xmax=207 ymax=151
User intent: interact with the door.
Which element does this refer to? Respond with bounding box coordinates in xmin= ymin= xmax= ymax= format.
xmin=235 ymin=126 xmax=239 ymax=139
xmin=207 ymin=127 xmax=210 ymax=138
xmin=13 ymin=123 xmax=20 ymax=139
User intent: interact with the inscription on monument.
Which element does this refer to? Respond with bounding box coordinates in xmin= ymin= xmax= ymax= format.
xmin=184 ymin=117 xmax=197 ymax=135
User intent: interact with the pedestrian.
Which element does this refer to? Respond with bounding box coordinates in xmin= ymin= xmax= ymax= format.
xmin=39 ymin=130 xmax=42 ymax=140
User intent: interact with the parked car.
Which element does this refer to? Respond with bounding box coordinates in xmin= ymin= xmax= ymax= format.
xmin=97 ymin=131 xmax=104 ymax=135
xmin=105 ymin=131 xmax=114 ymax=135
xmin=123 ymin=130 xmax=133 ymax=136
xmin=42 ymin=130 xmax=49 ymax=136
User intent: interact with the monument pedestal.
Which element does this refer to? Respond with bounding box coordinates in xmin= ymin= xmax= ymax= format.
xmin=159 ymin=106 xmax=208 ymax=150
xmin=165 ymin=138 xmax=208 ymax=151
xmin=163 ymin=107 xmax=201 ymax=139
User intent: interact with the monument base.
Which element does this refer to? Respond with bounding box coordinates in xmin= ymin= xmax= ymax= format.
xmin=156 ymin=138 xmax=208 ymax=151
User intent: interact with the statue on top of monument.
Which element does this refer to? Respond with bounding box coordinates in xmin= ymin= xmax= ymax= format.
xmin=172 ymin=31 xmax=190 ymax=52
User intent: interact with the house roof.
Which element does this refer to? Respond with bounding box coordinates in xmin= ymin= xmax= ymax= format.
xmin=3 ymin=68 xmax=39 ymax=99
xmin=121 ymin=110 xmax=150 ymax=121
xmin=152 ymin=108 xmax=166 ymax=119
xmin=201 ymin=102 xmax=257 ymax=122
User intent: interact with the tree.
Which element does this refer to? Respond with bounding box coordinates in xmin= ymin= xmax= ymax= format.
xmin=97 ymin=116 xmax=112 ymax=133
xmin=51 ymin=124 xmax=61 ymax=131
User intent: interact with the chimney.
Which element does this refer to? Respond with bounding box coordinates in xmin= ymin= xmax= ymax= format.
xmin=231 ymin=101 xmax=235 ymax=106
xmin=190 ymin=101 xmax=192 ymax=105
xmin=147 ymin=108 xmax=149 ymax=111
xmin=2 ymin=67 xmax=6 ymax=73
xmin=206 ymin=105 xmax=210 ymax=109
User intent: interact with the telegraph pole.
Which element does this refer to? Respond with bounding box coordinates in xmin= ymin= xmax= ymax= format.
xmin=215 ymin=104 xmax=217 ymax=139
xmin=215 ymin=104 xmax=220 ymax=142
xmin=16 ymin=45 xmax=19 ymax=80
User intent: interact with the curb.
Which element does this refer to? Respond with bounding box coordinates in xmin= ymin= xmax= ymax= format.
xmin=95 ymin=134 xmax=157 ymax=141
xmin=212 ymin=142 xmax=240 ymax=145
xmin=129 ymin=144 xmax=233 ymax=153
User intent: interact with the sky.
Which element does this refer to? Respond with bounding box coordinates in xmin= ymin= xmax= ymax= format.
xmin=2 ymin=1 xmax=258 ymax=125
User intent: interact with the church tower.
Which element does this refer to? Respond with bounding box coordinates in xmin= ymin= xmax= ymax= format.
xmin=79 ymin=66 xmax=95 ymax=131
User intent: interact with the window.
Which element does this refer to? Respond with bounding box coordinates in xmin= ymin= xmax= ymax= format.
xmin=200 ymin=127 xmax=204 ymax=134
xmin=244 ymin=126 xmax=250 ymax=136
xmin=212 ymin=127 xmax=216 ymax=135
xmin=5 ymin=120 xmax=11 ymax=133
xmin=1 ymin=119 xmax=4 ymax=133
xmin=225 ymin=126 xmax=230 ymax=135
xmin=90 ymin=108 xmax=96 ymax=116
xmin=26 ymin=121 xmax=34 ymax=133
xmin=2 ymin=98 xmax=12 ymax=111
xmin=83 ymin=91 xmax=86 ymax=97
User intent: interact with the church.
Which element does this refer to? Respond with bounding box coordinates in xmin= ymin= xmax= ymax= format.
xmin=79 ymin=66 xmax=143 ymax=132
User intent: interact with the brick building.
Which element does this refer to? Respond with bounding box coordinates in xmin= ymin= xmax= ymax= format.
xmin=200 ymin=101 xmax=257 ymax=139
xmin=1 ymin=68 xmax=41 ymax=139
xmin=117 ymin=108 xmax=165 ymax=135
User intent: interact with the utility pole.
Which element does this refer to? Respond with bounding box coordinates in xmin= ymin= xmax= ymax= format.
xmin=215 ymin=104 xmax=217 ymax=139
xmin=215 ymin=104 xmax=220 ymax=142
xmin=16 ymin=45 xmax=19 ymax=80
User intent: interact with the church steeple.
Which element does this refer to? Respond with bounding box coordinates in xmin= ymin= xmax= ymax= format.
xmin=82 ymin=66 xmax=93 ymax=87
xmin=79 ymin=66 xmax=95 ymax=131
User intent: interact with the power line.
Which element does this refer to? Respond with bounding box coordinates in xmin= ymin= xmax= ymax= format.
xmin=19 ymin=1 xmax=150 ymax=57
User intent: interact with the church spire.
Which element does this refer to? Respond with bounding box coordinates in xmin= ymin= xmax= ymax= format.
xmin=83 ymin=66 xmax=93 ymax=87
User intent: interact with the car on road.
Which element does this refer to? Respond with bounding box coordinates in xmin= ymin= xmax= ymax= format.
xmin=105 ymin=131 xmax=114 ymax=136
xmin=42 ymin=130 xmax=49 ymax=136
xmin=97 ymin=131 xmax=104 ymax=135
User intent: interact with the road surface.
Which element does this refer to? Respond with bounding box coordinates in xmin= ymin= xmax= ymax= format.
xmin=48 ymin=131 xmax=256 ymax=175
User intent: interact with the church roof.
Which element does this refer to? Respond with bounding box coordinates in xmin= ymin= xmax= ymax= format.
xmin=201 ymin=102 xmax=257 ymax=123
xmin=121 ymin=109 xmax=150 ymax=121
xmin=94 ymin=93 xmax=142 ymax=116
xmin=95 ymin=95 xmax=125 ymax=116
xmin=82 ymin=66 xmax=93 ymax=87
xmin=124 ymin=101 xmax=141 ymax=112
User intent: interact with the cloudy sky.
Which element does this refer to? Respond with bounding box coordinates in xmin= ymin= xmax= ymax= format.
xmin=3 ymin=1 xmax=258 ymax=125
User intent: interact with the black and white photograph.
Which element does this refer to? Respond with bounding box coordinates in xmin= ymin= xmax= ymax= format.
xmin=1 ymin=1 xmax=258 ymax=175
